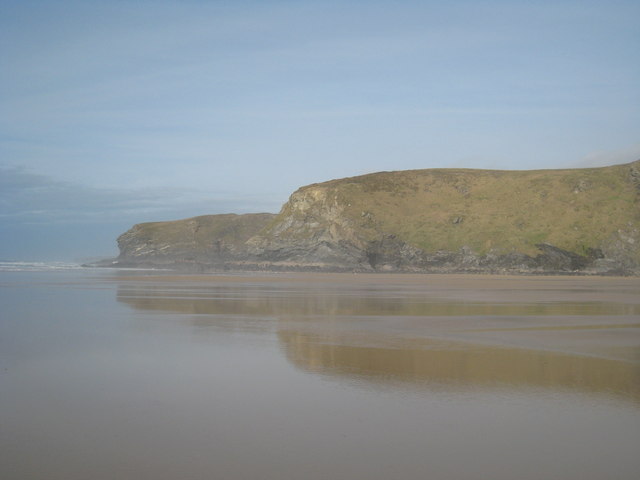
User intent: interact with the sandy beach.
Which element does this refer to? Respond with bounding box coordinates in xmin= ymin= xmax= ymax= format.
xmin=2 ymin=270 xmax=639 ymax=480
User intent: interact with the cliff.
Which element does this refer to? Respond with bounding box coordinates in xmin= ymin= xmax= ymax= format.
xmin=108 ymin=161 xmax=640 ymax=275
xmin=108 ymin=213 xmax=275 ymax=270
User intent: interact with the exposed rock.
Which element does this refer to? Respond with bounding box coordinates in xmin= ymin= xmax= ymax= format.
xmin=534 ymin=243 xmax=589 ymax=271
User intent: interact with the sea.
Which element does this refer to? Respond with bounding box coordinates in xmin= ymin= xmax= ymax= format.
xmin=0 ymin=261 xmax=86 ymax=272
xmin=1 ymin=263 xmax=639 ymax=480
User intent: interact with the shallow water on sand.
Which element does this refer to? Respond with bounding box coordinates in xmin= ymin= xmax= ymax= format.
xmin=1 ymin=270 xmax=639 ymax=480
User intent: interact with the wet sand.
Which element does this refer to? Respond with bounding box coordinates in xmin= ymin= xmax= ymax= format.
xmin=117 ymin=272 xmax=640 ymax=361
xmin=2 ymin=271 xmax=639 ymax=479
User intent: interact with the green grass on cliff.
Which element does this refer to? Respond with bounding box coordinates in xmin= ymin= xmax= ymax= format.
xmin=288 ymin=161 xmax=640 ymax=257
xmin=122 ymin=213 xmax=274 ymax=253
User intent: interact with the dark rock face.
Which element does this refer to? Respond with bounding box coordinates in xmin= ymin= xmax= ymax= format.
xmin=103 ymin=161 xmax=640 ymax=275
xmin=534 ymin=243 xmax=589 ymax=271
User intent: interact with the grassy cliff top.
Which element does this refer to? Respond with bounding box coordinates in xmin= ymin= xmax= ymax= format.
xmin=276 ymin=160 xmax=640 ymax=257
xmin=118 ymin=213 xmax=275 ymax=254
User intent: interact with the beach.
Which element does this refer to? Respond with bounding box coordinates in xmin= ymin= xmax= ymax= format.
xmin=1 ymin=269 xmax=639 ymax=479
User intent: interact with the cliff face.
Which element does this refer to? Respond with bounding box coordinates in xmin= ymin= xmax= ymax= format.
xmin=110 ymin=161 xmax=640 ymax=275
xmin=111 ymin=213 xmax=275 ymax=270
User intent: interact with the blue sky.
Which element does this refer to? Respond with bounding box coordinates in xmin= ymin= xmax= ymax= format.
xmin=1 ymin=0 xmax=639 ymax=260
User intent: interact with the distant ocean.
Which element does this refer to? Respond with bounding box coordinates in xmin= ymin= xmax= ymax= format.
xmin=0 ymin=261 xmax=167 ymax=272
xmin=0 ymin=261 xmax=84 ymax=272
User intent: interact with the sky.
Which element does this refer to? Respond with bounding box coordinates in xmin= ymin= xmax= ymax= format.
xmin=1 ymin=0 xmax=639 ymax=261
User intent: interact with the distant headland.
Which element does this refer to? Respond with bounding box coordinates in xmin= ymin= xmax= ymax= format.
xmin=95 ymin=160 xmax=640 ymax=275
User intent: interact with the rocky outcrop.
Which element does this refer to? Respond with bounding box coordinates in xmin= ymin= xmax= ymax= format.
xmin=104 ymin=213 xmax=275 ymax=271
xmin=104 ymin=161 xmax=640 ymax=275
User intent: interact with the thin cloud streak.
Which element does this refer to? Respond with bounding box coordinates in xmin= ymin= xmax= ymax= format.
xmin=0 ymin=167 xmax=282 ymax=225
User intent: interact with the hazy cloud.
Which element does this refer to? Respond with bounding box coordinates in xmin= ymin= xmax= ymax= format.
xmin=0 ymin=167 xmax=282 ymax=225
xmin=575 ymin=144 xmax=640 ymax=168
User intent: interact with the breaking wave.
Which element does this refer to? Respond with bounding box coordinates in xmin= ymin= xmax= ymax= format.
xmin=0 ymin=261 xmax=84 ymax=272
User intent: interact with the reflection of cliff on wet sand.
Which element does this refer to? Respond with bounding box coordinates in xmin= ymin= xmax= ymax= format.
xmin=116 ymin=283 xmax=640 ymax=317
xmin=279 ymin=329 xmax=640 ymax=402
xmin=115 ymin=275 xmax=640 ymax=402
